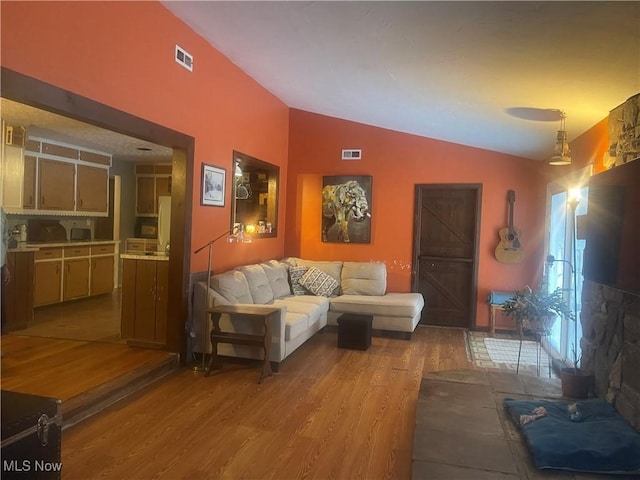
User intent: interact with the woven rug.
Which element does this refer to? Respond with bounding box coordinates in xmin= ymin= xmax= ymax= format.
xmin=465 ymin=330 xmax=551 ymax=377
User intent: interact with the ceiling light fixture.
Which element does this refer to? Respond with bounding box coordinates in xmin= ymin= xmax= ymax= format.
xmin=549 ymin=111 xmax=572 ymax=166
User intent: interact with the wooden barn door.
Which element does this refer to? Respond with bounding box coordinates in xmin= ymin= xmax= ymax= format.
xmin=412 ymin=185 xmax=481 ymax=328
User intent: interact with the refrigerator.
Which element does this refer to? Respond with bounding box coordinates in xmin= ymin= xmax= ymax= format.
xmin=157 ymin=196 xmax=171 ymax=255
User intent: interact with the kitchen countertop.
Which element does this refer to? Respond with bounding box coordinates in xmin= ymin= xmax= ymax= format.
xmin=24 ymin=240 xmax=120 ymax=248
xmin=7 ymin=244 xmax=41 ymax=253
xmin=120 ymin=253 xmax=169 ymax=261
xmin=8 ymin=239 xmax=120 ymax=253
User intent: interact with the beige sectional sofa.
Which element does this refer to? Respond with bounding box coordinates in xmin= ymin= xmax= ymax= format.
xmin=191 ymin=257 xmax=424 ymax=370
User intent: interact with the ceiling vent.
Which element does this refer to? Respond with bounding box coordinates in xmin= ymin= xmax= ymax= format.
xmin=175 ymin=45 xmax=193 ymax=72
xmin=341 ymin=149 xmax=362 ymax=160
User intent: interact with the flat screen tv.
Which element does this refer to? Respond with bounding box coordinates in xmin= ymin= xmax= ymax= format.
xmin=583 ymin=159 xmax=640 ymax=295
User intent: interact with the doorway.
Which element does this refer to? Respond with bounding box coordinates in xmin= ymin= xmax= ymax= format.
xmin=412 ymin=184 xmax=481 ymax=328
xmin=1 ymin=67 xmax=193 ymax=357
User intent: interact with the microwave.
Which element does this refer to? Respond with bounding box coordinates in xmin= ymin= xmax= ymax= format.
xmin=135 ymin=222 xmax=158 ymax=239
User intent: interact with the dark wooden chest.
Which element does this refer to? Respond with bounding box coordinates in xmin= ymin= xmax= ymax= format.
xmin=1 ymin=390 xmax=62 ymax=479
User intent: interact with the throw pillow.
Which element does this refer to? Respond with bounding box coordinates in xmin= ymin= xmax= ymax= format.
xmin=289 ymin=266 xmax=309 ymax=296
xmin=300 ymin=267 xmax=339 ymax=297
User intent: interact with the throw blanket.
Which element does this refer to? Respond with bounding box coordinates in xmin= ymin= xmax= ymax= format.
xmin=504 ymin=398 xmax=640 ymax=474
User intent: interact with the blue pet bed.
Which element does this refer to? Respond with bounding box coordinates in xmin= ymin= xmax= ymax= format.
xmin=504 ymin=398 xmax=640 ymax=475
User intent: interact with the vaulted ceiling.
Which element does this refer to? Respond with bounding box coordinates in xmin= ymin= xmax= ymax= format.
xmin=163 ymin=1 xmax=639 ymax=161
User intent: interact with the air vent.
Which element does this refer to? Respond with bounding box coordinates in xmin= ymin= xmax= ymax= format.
xmin=341 ymin=149 xmax=362 ymax=160
xmin=175 ymin=45 xmax=193 ymax=72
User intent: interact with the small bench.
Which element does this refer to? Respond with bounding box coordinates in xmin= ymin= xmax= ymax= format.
xmin=487 ymin=290 xmax=516 ymax=334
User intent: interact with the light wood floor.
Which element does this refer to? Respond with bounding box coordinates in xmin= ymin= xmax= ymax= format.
xmin=61 ymin=326 xmax=472 ymax=480
xmin=19 ymin=290 xmax=123 ymax=343
xmin=0 ymin=335 xmax=174 ymax=401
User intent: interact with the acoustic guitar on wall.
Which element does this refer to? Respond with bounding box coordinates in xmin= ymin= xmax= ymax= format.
xmin=495 ymin=190 xmax=524 ymax=264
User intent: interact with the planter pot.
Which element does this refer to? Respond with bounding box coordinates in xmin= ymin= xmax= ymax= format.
xmin=522 ymin=315 xmax=556 ymax=334
xmin=560 ymin=368 xmax=593 ymax=398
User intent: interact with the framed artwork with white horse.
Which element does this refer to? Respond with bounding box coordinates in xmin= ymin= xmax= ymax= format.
xmin=322 ymin=175 xmax=372 ymax=243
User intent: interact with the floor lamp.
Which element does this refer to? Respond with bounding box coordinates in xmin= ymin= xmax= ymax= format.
xmin=192 ymin=226 xmax=252 ymax=372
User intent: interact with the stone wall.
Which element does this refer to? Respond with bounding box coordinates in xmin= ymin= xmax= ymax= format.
xmin=581 ymin=280 xmax=640 ymax=429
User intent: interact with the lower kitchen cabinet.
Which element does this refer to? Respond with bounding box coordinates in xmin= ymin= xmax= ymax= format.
xmin=33 ymin=243 xmax=116 ymax=307
xmin=63 ymin=257 xmax=90 ymax=301
xmin=34 ymin=259 xmax=62 ymax=307
xmin=2 ymin=251 xmax=35 ymax=332
xmin=121 ymin=258 xmax=168 ymax=349
xmin=90 ymin=244 xmax=115 ymax=295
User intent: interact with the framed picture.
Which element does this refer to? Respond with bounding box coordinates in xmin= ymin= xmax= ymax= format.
xmin=322 ymin=175 xmax=372 ymax=243
xmin=201 ymin=164 xmax=226 ymax=207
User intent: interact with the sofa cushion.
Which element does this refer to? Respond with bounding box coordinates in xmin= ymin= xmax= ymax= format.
xmin=284 ymin=312 xmax=308 ymax=341
xmin=275 ymin=299 xmax=322 ymax=328
xmin=236 ymin=264 xmax=274 ymax=304
xmin=289 ymin=266 xmax=310 ymax=296
xmin=300 ymin=267 xmax=339 ymax=297
xmin=282 ymin=295 xmax=330 ymax=315
xmin=330 ymin=293 xmax=424 ymax=317
xmin=261 ymin=260 xmax=292 ymax=299
xmin=210 ymin=270 xmax=253 ymax=304
xmin=341 ymin=262 xmax=387 ymax=296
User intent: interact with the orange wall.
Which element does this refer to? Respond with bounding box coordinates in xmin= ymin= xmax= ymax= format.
xmin=2 ymin=1 xmax=611 ymax=328
xmin=286 ymin=110 xmax=551 ymax=328
xmin=0 ymin=1 xmax=289 ymax=274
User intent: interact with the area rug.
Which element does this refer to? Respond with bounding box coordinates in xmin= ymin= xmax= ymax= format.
xmin=466 ymin=330 xmax=551 ymax=377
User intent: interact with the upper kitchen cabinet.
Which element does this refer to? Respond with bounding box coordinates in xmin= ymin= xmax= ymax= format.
xmin=135 ymin=163 xmax=171 ymax=216
xmin=77 ymin=164 xmax=108 ymax=212
xmin=23 ymin=155 xmax=36 ymax=209
xmin=0 ymin=128 xmax=112 ymax=216
xmin=39 ymin=158 xmax=75 ymax=211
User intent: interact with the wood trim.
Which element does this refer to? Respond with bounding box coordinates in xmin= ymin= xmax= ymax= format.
xmin=1 ymin=67 xmax=194 ymax=361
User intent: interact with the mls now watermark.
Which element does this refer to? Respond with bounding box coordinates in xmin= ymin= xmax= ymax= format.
xmin=3 ymin=459 xmax=63 ymax=473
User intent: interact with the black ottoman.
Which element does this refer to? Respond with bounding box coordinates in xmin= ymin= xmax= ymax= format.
xmin=337 ymin=313 xmax=372 ymax=351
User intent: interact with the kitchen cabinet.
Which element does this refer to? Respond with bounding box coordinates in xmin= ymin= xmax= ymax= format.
xmin=63 ymin=257 xmax=90 ymax=301
xmin=1 ymin=144 xmax=24 ymax=209
xmin=22 ymin=155 xmax=36 ymax=209
xmin=2 ymin=135 xmax=111 ymax=215
xmin=126 ymin=238 xmax=157 ymax=254
xmin=121 ymin=258 xmax=168 ymax=349
xmin=136 ymin=176 xmax=155 ymax=215
xmin=39 ymin=158 xmax=75 ymax=211
xmin=76 ymin=164 xmax=108 ymax=212
xmin=33 ymin=243 xmax=116 ymax=307
xmin=34 ymin=248 xmax=63 ymax=307
xmin=2 ymin=250 xmax=35 ymax=332
xmin=90 ymin=244 xmax=115 ymax=295
xmin=62 ymin=246 xmax=91 ymax=301
xmin=135 ymin=163 xmax=171 ymax=216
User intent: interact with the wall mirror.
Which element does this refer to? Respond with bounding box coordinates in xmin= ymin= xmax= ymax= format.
xmin=231 ymin=150 xmax=279 ymax=238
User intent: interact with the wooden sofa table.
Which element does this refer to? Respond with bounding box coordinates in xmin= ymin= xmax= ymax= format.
xmin=206 ymin=305 xmax=279 ymax=383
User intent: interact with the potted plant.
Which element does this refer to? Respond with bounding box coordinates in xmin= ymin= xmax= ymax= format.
xmin=503 ymin=285 xmax=592 ymax=397
xmin=502 ymin=285 xmax=573 ymax=335
xmin=560 ymin=345 xmax=593 ymax=398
